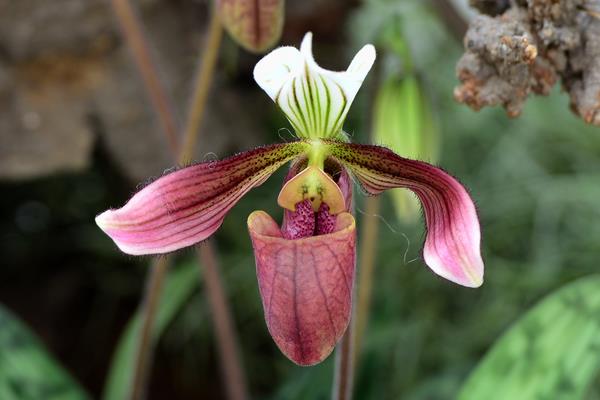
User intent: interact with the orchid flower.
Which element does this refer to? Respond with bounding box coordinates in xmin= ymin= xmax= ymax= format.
xmin=96 ymin=32 xmax=484 ymax=366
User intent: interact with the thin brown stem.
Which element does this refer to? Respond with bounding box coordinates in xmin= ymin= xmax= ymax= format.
xmin=127 ymin=257 xmax=169 ymax=400
xmin=332 ymin=54 xmax=382 ymax=398
xmin=111 ymin=0 xmax=180 ymax=154
xmin=179 ymin=8 xmax=223 ymax=165
xmin=332 ymin=197 xmax=380 ymax=400
xmin=112 ymin=1 xmax=247 ymax=399
xmin=198 ymin=245 xmax=248 ymax=400
xmin=332 ymin=316 xmax=355 ymax=400
xmin=179 ymin=7 xmax=249 ymax=400
xmin=353 ymin=196 xmax=381 ymax=366
xmin=111 ymin=1 xmax=180 ymax=398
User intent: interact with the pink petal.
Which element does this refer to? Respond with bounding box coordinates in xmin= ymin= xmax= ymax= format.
xmin=327 ymin=141 xmax=484 ymax=288
xmin=247 ymin=210 xmax=356 ymax=365
xmin=95 ymin=142 xmax=307 ymax=255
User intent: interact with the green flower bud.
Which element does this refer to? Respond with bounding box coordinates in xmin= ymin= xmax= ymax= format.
xmin=218 ymin=0 xmax=285 ymax=53
xmin=372 ymin=75 xmax=440 ymax=224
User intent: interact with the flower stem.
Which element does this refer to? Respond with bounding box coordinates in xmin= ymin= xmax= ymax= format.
xmin=111 ymin=2 xmax=247 ymax=399
xmin=127 ymin=257 xmax=169 ymax=400
xmin=198 ymin=245 xmax=248 ymax=400
xmin=181 ymin=7 xmax=249 ymax=400
xmin=331 ymin=196 xmax=380 ymax=400
xmin=332 ymin=317 xmax=355 ymax=400
xmin=111 ymin=0 xmax=180 ymax=155
xmin=179 ymin=7 xmax=223 ymax=165
xmin=353 ymin=196 xmax=381 ymax=365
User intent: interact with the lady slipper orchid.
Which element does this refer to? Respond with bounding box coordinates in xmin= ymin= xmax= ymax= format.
xmin=96 ymin=32 xmax=484 ymax=366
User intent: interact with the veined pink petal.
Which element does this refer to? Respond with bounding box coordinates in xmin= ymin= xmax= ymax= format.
xmin=248 ymin=210 xmax=356 ymax=366
xmin=326 ymin=141 xmax=484 ymax=288
xmin=95 ymin=142 xmax=308 ymax=255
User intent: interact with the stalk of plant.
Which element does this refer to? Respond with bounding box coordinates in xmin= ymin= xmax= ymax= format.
xmin=128 ymin=256 xmax=169 ymax=400
xmin=353 ymin=196 xmax=380 ymax=367
xmin=180 ymin=8 xmax=223 ymax=165
xmin=111 ymin=0 xmax=179 ymax=154
xmin=332 ymin=317 xmax=355 ymax=400
xmin=353 ymin=31 xmax=441 ymax=373
xmin=97 ymin=30 xmax=485 ymax=393
xmin=179 ymin=10 xmax=249 ymax=400
xmin=336 ymin=45 xmax=380 ymax=398
xmin=110 ymin=2 xmax=248 ymax=399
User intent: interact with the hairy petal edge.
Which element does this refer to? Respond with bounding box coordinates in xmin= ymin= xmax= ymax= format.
xmin=95 ymin=142 xmax=307 ymax=255
xmin=327 ymin=141 xmax=484 ymax=287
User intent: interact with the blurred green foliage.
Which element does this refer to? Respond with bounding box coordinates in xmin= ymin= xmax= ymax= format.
xmin=459 ymin=275 xmax=600 ymax=400
xmin=0 ymin=305 xmax=89 ymax=400
xmin=103 ymin=261 xmax=199 ymax=400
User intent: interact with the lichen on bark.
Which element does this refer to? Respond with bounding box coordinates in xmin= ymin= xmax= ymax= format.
xmin=455 ymin=0 xmax=600 ymax=125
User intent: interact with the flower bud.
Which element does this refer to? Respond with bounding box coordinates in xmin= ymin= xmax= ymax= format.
xmin=372 ymin=75 xmax=440 ymax=224
xmin=218 ymin=0 xmax=284 ymax=53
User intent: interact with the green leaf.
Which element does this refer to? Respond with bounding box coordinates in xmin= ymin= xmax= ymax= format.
xmin=0 ymin=304 xmax=90 ymax=400
xmin=102 ymin=261 xmax=199 ymax=400
xmin=458 ymin=275 xmax=600 ymax=400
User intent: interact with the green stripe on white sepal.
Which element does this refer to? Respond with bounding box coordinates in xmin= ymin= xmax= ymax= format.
xmin=254 ymin=32 xmax=376 ymax=140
